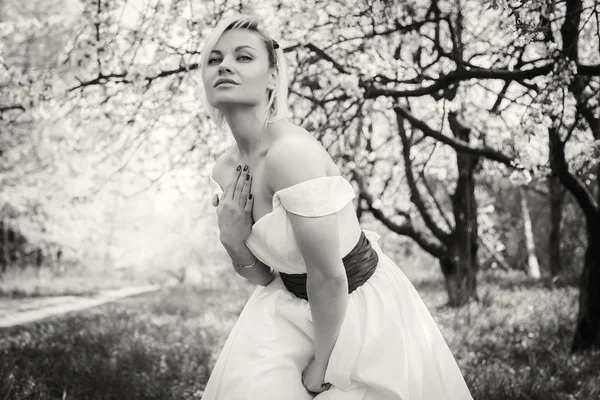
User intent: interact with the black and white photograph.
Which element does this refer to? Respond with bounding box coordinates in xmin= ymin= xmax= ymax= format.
xmin=1 ymin=0 xmax=599 ymax=399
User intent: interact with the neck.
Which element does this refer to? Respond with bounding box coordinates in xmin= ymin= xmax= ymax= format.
xmin=222 ymin=105 xmax=280 ymax=159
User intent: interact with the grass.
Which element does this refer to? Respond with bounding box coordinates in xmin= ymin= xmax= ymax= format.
xmin=1 ymin=250 xmax=600 ymax=399
xmin=0 ymin=267 xmax=253 ymax=400
xmin=423 ymin=273 xmax=600 ymax=400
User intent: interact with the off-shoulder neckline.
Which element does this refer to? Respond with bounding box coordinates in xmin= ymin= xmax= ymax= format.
xmin=210 ymin=174 xmax=351 ymax=228
xmin=209 ymin=174 xmax=348 ymax=196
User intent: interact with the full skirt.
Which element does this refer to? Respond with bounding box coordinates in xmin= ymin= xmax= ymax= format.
xmin=201 ymin=230 xmax=473 ymax=400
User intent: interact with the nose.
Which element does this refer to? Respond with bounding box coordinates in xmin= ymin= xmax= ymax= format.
xmin=218 ymin=60 xmax=233 ymax=75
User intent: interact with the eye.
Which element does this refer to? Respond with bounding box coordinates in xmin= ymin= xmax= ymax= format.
xmin=208 ymin=57 xmax=221 ymax=65
xmin=238 ymin=55 xmax=252 ymax=61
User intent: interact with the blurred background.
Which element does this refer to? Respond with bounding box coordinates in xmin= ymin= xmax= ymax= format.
xmin=0 ymin=0 xmax=599 ymax=399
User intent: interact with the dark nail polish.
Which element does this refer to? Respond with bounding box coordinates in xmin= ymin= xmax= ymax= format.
xmin=246 ymin=173 xmax=250 ymax=180
xmin=236 ymin=165 xmax=241 ymax=171
xmin=249 ymin=193 xmax=253 ymax=199
xmin=243 ymin=165 xmax=248 ymax=171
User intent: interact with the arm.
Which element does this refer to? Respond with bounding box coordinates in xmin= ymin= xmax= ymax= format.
xmin=266 ymin=134 xmax=348 ymax=365
xmin=212 ymin=153 xmax=275 ymax=287
xmin=290 ymin=212 xmax=348 ymax=364
xmin=222 ymin=241 xmax=276 ymax=286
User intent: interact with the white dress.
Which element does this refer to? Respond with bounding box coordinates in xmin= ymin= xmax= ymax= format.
xmin=203 ymin=175 xmax=473 ymax=400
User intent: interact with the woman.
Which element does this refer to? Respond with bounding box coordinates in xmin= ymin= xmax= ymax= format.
xmin=202 ymin=14 xmax=473 ymax=400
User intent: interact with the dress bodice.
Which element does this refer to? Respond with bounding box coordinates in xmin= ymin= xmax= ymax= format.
xmin=209 ymin=174 xmax=362 ymax=274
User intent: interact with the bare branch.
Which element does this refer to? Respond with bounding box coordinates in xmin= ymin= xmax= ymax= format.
xmin=394 ymin=105 xmax=517 ymax=168
xmin=0 ymin=105 xmax=25 ymax=113
xmin=420 ymin=169 xmax=454 ymax=231
xmin=66 ymin=36 xmax=600 ymax=96
xmin=362 ymin=63 xmax=600 ymax=100
xmin=351 ymin=169 xmax=446 ymax=258
xmin=549 ymin=125 xmax=599 ymax=219
xmin=323 ymin=16 xmax=443 ymax=49
xmin=68 ymin=63 xmax=201 ymax=92
xmin=396 ymin=108 xmax=452 ymax=244
xmin=304 ymin=43 xmax=350 ymax=74
xmin=578 ymin=64 xmax=600 ymax=75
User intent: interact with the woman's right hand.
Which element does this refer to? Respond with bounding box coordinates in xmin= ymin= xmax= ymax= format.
xmin=216 ymin=165 xmax=255 ymax=249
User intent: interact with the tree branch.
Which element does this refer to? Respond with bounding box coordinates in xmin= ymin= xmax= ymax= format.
xmin=351 ymin=169 xmax=446 ymax=258
xmin=420 ymin=169 xmax=454 ymax=231
xmin=69 ymin=63 xmax=201 ymax=92
xmin=0 ymin=105 xmax=25 ymax=113
xmin=558 ymin=0 xmax=600 ymax=218
xmin=395 ymin=109 xmax=452 ymax=244
xmin=66 ymin=36 xmax=600 ymax=96
xmin=394 ymin=105 xmax=517 ymax=168
xmin=549 ymin=125 xmax=598 ymax=219
xmin=322 ymin=16 xmax=443 ymax=49
xmin=578 ymin=64 xmax=600 ymax=75
xmin=361 ymin=63 xmax=599 ymax=100
xmin=305 ymin=43 xmax=350 ymax=74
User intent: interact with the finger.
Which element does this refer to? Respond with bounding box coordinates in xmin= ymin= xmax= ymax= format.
xmin=234 ymin=167 xmax=246 ymax=202
xmin=240 ymin=172 xmax=251 ymax=206
xmin=226 ymin=165 xmax=242 ymax=199
xmin=244 ymin=192 xmax=254 ymax=219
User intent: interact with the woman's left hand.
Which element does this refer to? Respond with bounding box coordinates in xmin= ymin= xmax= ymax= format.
xmin=302 ymin=358 xmax=331 ymax=395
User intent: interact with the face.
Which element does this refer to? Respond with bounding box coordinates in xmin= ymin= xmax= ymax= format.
xmin=202 ymin=29 xmax=275 ymax=111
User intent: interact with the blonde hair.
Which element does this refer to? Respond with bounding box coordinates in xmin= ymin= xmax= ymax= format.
xmin=199 ymin=14 xmax=289 ymax=130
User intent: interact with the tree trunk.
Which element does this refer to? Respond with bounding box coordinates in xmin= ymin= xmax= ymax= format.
xmin=520 ymin=188 xmax=541 ymax=279
xmin=445 ymin=111 xmax=479 ymax=306
xmin=550 ymin=124 xmax=600 ymax=352
xmin=548 ymin=129 xmax=566 ymax=278
xmin=440 ymin=253 xmax=472 ymax=307
xmin=572 ymin=212 xmax=600 ymax=352
xmin=548 ymin=176 xmax=565 ymax=277
xmin=1 ymin=221 xmax=9 ymax=274
xmin=445 ymin=191 xmax=478 ymax=306
xmin=389 ymin=108 xmax=484 ymax=307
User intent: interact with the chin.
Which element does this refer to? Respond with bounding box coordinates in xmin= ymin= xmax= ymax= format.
xmin=210 ymin=95 xmax=262 ymax=110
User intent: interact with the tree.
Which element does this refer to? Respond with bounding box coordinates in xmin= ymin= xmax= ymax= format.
xmin=0 ymin=0 xmax=82 ymax=270
xmin=6 ymin=0 xmax=598 ymax=347
xmin=0 ymin=0 xmax=217 ymax=273
xmin=277 ymin=0 xmax=532 ymax=306
xmin=520 ymin=187 xmax=541 ymax=279
xmin=541 ymin=0 xmax=600 ymax=352
xmin=279 ymin=0 xmax=599 ymax=325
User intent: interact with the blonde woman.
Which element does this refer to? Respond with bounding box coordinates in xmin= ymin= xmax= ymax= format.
xmin=203 ymin=13 xmax=473 ymax=400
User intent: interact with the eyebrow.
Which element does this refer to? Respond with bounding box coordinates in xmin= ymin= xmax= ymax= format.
xmin=210 ymin=45 xmax=257 ymax=54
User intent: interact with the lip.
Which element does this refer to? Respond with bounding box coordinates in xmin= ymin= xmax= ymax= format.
xmin=214 ymin=78 xmax=239 ymax=87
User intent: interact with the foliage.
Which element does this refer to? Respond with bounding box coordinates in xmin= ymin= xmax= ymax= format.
xmin=480 ymin=176 xmax=589 ymax=277
xmin=0 ymin=0 xmax=226 ymax=275
xmin=1 ymin=263 xmax=600 ymax=399
xmin=1 ymin=0 xmax=597 ymax=279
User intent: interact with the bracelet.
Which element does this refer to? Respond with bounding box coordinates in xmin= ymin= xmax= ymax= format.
xmin=231 ymin=258 xmax=259 ymax=269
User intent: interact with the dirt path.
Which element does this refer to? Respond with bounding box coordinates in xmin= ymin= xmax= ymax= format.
xmin=0 ymin=285 xmax=163 ymax=328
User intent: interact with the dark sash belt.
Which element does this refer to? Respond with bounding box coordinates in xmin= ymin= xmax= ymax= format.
xmin=279 ymin=230 xmax=379 ymax=301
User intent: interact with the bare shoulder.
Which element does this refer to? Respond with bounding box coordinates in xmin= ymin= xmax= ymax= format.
xmin=265 ymin=124 xmax=336 ymax=193
xmin=211 ymin=145 xmax=237 ymax=190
